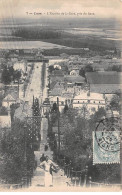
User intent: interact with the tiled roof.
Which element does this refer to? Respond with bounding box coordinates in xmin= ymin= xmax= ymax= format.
xmin=4 ymin=85 xmax=19 ymax=100
xmin=3 ymin=94 xmax=16 ymax=101
xmin=64 ymin=76 xmax=85 ymax=83
xmin=90 ymin=84 xmax=121 ymax=94
xmin=52 ymin=70 xmax=64 ymax=76
xmin=50 ymin=76 xmax=64 ymax=83
xmin=86 ymin=72 xmax=122 ymax=84
xmin=14 ymin=103 xmax=32 ymax=121
xmin=49 ymin=88 xmax=63 ymax=96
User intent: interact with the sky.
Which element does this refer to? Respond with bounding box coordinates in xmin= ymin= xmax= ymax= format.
xmin=0 ymin=0 xmax=122 ymax=19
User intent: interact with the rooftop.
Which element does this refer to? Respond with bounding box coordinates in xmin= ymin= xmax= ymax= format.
xmin=3 ymin=94 xmax=16 ymax=102
xmin=64 ymin=75 xmax=85 ymax=83
xmin=52 ymin=69 xmax=64 ymax=77
xmin=0 ymin=115 xmax=11 ymax=128
xmin=90 ymin=84 xmax=121 ymax=94
xmin=74 ymin=92 xmax=104 ymax=100
xmin=86 ymin=72 xmax=122 ymax=84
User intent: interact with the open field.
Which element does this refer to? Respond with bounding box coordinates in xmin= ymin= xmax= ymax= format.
xmin=0 ymin=17 xmax=121 ymax=51
xmin=0 ymin=41 xmax=70 ymax=49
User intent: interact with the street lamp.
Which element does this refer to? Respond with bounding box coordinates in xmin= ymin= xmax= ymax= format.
xmin=23 ymin=124 xmax=27 ymax=162
xmin=21 ymin=123 xmax=28 ymax=187
xmin=57 ymin=97 xmax=60 ymax=154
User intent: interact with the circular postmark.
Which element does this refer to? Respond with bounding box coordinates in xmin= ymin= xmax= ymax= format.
xmin=95 ymin=117 xmax=121 ymax=152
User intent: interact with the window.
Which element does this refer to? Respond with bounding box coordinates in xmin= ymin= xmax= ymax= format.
xmin=78 ymin=101 xmax=79 ymax=103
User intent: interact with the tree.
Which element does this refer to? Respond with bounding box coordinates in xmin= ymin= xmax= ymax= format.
xmin=52 ymin=103 xmax=58 ymax=112
xmin=13 ymin=70 xmax=21 ymax=81
xmin=1 ymin=67 xmax=11 ymax=84
xmin=48 ymin=65 xmax=54 ymax=73
xmin=79 ymin=65 xmax=93 ymax=77
xmin=110 ymin=95 xmax=120 ymax=111
xmin=0 ymin=106 xmax=8 ymax=115
xmin=64 ymin=104 xmax=68 ymax=113
xmin=79 ymin=68 xmax=85 ymax=77
xmin=85 ymin=64 xmax=93 ymax=72
xmin=0 ymin=119 xmax=35 ymax=184
xmin=107 ymin=65 xmax=121 ymax=72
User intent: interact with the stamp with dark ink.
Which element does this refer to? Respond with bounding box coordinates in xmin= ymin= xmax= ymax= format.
xmin=93 ymin=117 xmax=121 ymax=164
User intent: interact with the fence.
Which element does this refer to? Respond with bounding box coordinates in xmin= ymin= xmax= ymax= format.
xmin=56 ymin=155 xmax=122 ymax=188
xmin=0 ymin=175 xmax=32 ymax=190
xmin=56 ymin=156 xmax=88 ymax=187
xmin=88 ymin=177 xmax=122 ymax=189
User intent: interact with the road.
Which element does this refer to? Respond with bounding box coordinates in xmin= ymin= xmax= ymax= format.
xmin=24 ymin=62 xmax=43 ymax=105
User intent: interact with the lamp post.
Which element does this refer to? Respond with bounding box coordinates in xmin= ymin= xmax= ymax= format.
xmin=57 ymin=97 xmax=60 ymax=154
xmin=23 ymin=124 xmax=27 ymax=162
xmin=22 ymin=124 xmax=28 ymax=187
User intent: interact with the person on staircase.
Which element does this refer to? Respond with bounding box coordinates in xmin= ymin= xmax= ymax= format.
xmin=38 ymin=155 xmax=59 ymax=187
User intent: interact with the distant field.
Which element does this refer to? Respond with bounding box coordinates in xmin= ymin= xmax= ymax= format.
xmin=0 ymin=40 xmax=70 ymax=49
xmin=0 ymin=17 xmax=121 ymax=51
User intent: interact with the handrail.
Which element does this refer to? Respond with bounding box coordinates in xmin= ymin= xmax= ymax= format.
xmin=0 ymin=183 xmax=23 ymax=189
xmin=89 ymin=181 xmax=122 ymax=187
xmin=56 ymin=156 xmax=88 ymax=187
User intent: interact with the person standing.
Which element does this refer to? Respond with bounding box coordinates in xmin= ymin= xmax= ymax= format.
xmin=39 ymin=156 xmax=58 ymax=187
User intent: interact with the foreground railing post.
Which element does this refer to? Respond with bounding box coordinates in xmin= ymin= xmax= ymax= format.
xmin=79 ymin=173 xmax=82 ymax=186
xmin=64 ymin=163 xmax=66 ymax=176
xmin=68 ymin=161 xmax=72 ymax=178
xmin=75 ymin=172 xmax=77 ymax=186
xmin=71 ymin=168 xmax=73 ymax=183
xmin=89 ymin=176 xmax=92 ymax=188
xmin=83 ymin=165 xmax=88 ymax=187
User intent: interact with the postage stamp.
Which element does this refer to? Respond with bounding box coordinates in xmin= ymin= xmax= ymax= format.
xmin=93 ymin=117 xmax=121 ymax=164
xmin=93 ymin=131 xmax=120 ymax=164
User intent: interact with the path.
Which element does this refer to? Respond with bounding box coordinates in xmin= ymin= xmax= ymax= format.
xmin=26 ymin=62 xmax=70 ymax=189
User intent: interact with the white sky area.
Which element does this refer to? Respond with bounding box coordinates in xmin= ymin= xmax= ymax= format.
xmin=0 ymin=0 xmax=122 ymax=19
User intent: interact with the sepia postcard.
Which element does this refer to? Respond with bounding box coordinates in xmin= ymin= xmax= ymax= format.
xmin=0 ymin=0 xmax=122 ymax=192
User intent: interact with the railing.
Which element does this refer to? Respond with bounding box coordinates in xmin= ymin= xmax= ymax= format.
xmin=0 ymin=176 xmax=32 ymax=190
xmin=56 ymin=156 xmax=122 ymax=188
xmin=88 ymin=177 xmax=122 ymax=188
xmin=56 ymin=156 xmax=88 ymax=187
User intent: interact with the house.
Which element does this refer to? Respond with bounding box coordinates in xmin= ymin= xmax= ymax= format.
xmin=13 ymin=61 xmax=26 ymax=72
xmin=85 ymin=72 xmax=122 ymax=94
xmin=14 ymin=102 xmax=32 ymax=121
xmin=51 ymin=69 xmax=64 ymax=77
xmin=104 ymin=94 xmax=115 ymax=105
xmin=70 ymin=69 xmax=79 ymax=76
xmin=73 ymin=92 xmax=105 ymax=114
xmin=49 ymin=81 xmax=74 ymax=112
xmin=2 ymin=94 xmax=16 ymax=108
xmin=53 ymin=64 xmax=61 ymax=70
xmin=0 ymin=110 xmax=11 ymax=136
xmin=4 ymin=85 xmax=19 ymax=100
xmin=64 ymin=75 xmax=85 ymax=86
